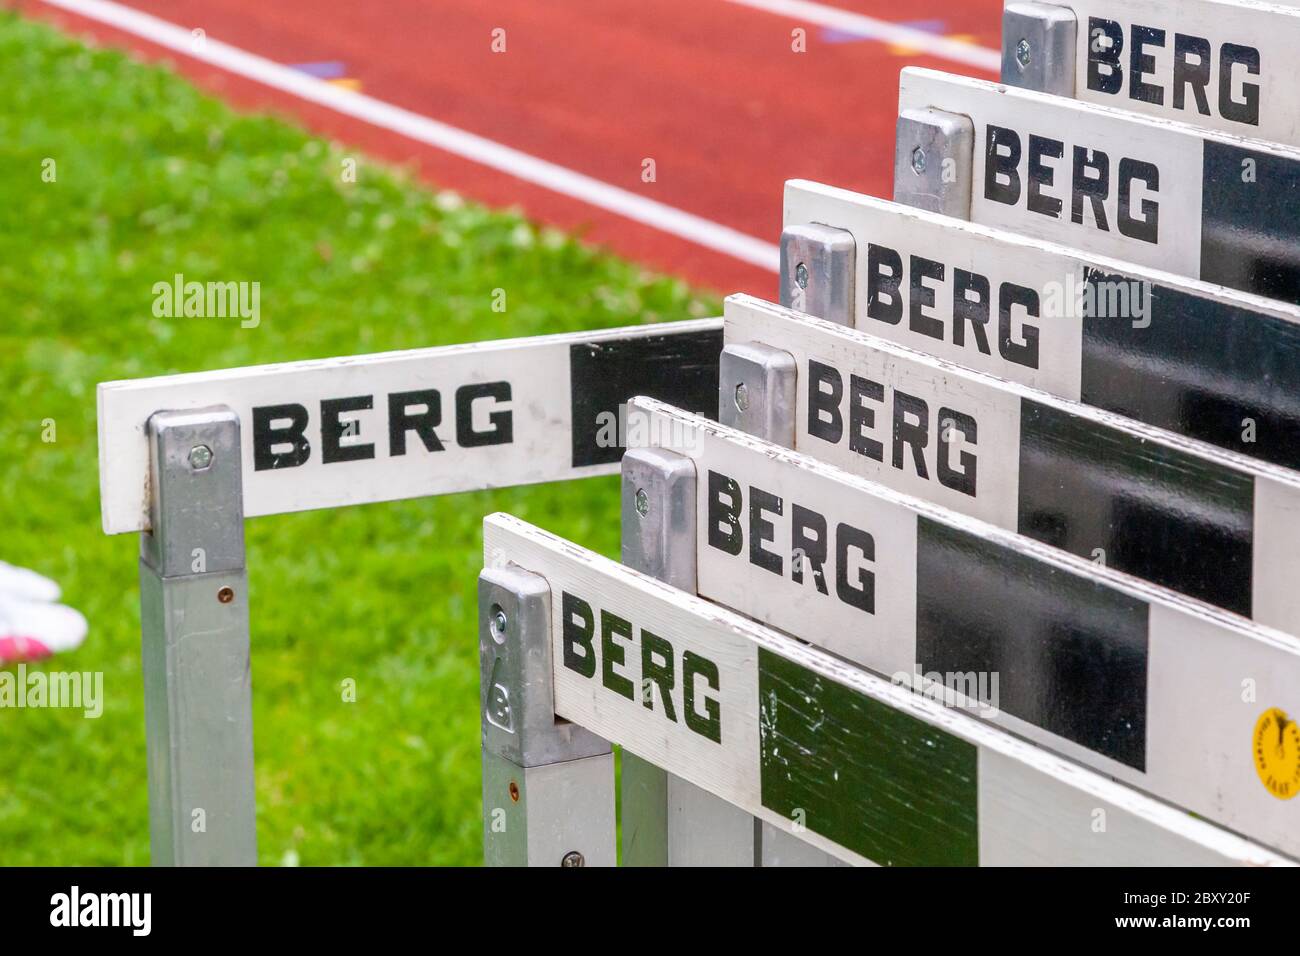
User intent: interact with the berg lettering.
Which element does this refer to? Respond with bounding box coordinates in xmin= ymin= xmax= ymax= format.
xmin=706 ymin=469 xmax=876 ymax=615
xmin=984 ymin=125 xmax=1160 ymax=244
xmin=251 ymin=383 xmax=513 ymax=470
xmin=1087 ymin=18 xmax=1260 ymax=127
xmin=865 ymin=242 xmax=1040 ymax=368
xmin=560 ymin=591 xmax=722 ymax=743
xmin=804 ymin=360 xmax=978 ymax=497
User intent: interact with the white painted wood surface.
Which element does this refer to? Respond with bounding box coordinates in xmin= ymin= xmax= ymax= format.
xmin=783 ymin=178 xmax=1300 ymax=399
xmin=723 ymin=294 xmax=1300 ymax=634
xmin=624 ymin=396 xmax=1300 ymax=858
xmin=897 ymin=67 xmax=1300 ymax=277
xmin=484 ymin=514 xmax=1293 ymax=866
xmin=97 ymin=319 xmax=721 ymax=534
xmin=1029 ymin=0 xmax=1300 ymax=147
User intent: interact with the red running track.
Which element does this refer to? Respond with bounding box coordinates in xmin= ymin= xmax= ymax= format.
xmin=31 ymin=0 xmax=1003 ymax=295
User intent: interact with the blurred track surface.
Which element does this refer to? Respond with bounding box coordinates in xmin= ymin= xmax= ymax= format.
xmin=34 ymin=0 xmax=1001 ymax=294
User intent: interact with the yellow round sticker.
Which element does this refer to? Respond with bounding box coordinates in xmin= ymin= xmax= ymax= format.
xmin=1253 ymin=708 xmax=1300 ymax=800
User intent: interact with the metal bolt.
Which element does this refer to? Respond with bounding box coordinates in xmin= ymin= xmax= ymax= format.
xmin=795 ymin=262 xmax=809 ymax=290
xmin=634 ymin=488 xmax=649 ymax=517
xmin=1016 ymin=38 xmax=1031 ymax=69
xmin=508 ymin=780 xmax=520 ymax=802
xmin=561 ymin=851 xmax=585 ymax=867
xmin=217 ymin=586 xmax=234 ymax=604
xmin=490 ymin=604 xmax=508 ymax=642
xmin=910 ymin=146 xmax=927 ymax=175
xmin=188 ymin=444 xmax=213 ymax=471
xmin=734 ymin=382 xmax=750 ymax=412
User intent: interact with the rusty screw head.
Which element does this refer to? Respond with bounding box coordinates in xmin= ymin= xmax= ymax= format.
xmin=508 ymin=780 xmax=520 ymax=802
xmin=217 ymin=586 xmax=234 ymax=604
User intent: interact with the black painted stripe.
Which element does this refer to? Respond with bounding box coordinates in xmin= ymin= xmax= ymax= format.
xmin=1200 ymin=141 xmax=1300 ymax=304
xmin=758 ymin=647 xmax=979 ymax=865
xmin=1017 ymin=398 xmax=1255 ymax=617
xmin=568 ymin=327 xmax=722 ymax=467
xmin=1080 ymin=268 xmax=1300 ymax=472
xmin=916 ymin=516 xmax=1150 ymax=770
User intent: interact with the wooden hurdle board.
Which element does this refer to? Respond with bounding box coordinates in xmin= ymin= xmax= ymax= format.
xmin=622 ymin=395 xmax=1300 ymax=856
xmin=96 ymin=319 xmax=721 ymax=533
xmin=782 ymin=178 xmax=1300 ymax=472
xmin=483 ymin=512 xmax=1294 ymax=866
xmin=719 ymin=293 xmax=1300 ymax=635
xmin=95 ymin=319 xmax=722 ymax=867
xmin=1002 ymin=0 xmax=1300 ymax=148
xmin=893 ymin=67 xmax=1300 ymax=303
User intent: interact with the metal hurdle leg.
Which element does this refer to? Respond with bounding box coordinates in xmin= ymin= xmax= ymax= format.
xmin=620 ymin=448 xmax=760 ymax=866
xmin=139 ymin=407 xmax=257 ymax=866
xmin=479 ymin=567 xmax=616 ymax=866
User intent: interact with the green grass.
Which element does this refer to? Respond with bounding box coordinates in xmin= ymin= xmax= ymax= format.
xmin=0 ymin=13 xmax=717 ymax=865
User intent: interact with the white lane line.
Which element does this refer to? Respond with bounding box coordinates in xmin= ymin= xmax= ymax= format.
xmin=40 ymin=0 xmax=782 ymax=271
xmin=721 ymin=0 xmax=1002 ymax=72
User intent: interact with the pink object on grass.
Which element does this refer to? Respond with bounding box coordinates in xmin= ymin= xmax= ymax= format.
xmin=0 ymin=635 xmax=53 ymax=664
